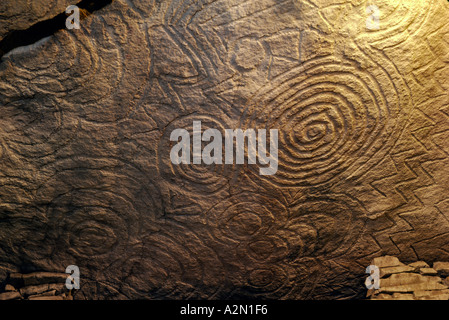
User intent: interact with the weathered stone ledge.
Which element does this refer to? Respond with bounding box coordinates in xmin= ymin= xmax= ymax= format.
xmin=367 ymin=256 xmax=449 ymax=300
xmin=0 ymin=271 xmax=75 ymax=300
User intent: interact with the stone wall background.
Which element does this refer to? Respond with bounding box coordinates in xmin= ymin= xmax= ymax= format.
xmin=0 ymin=271 xmax=74 ymax=300
xmin=0 ymin=0 xmax=77 ymax=41
xmin=0 ymin=0 xmax=448 ymax=299
xmin=367 ymin=256 xmax=449 ymax=300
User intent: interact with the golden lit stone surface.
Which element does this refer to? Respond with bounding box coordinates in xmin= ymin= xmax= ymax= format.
xmin=0 ymin=0 xmax=449 ymax=299
xmin=0 ymin=0 xmax=79 ymax=41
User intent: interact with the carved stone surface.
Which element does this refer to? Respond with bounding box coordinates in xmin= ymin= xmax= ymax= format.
xmin=0 ymin=0 xmax=449 ymax=299
xmin=0 ymin=0 xmax=77 ymax=41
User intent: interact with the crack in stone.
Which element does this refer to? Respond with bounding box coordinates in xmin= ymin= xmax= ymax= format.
xmin=0 ymin=0 xmax=113 ymax=60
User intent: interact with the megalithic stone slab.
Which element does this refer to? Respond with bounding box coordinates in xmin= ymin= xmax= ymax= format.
xmin=0 ymin=0 xmax=449 ymax=300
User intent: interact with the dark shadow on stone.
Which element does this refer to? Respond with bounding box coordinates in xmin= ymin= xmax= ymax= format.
xmin=0 ymin=0 xmax=113 ymax=60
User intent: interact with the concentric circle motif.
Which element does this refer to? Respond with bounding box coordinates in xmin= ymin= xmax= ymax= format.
xmin=157 ymin=113 xmax=237 ymax=199
xmin=1 ymin=96 xmax=78 ymax=159
xmin=205 ymin=192 xmax=366 ymax=298
xmin=356 ymin=0 xmax=433 ymax=47
xmin=283 ymin=194 xmax=366 ymax=260
xmin=111 ymin=220 xmax=226 ymax=299
xmin=34 ymin=162 xmax=163 ymax=267
xmin=3 ymin=9 xmax=151 ymax=123
xmin=45 ymin=189 xmax=139 ymax=259
xmin=226 ymin=194 xmax=366 ymax=265
xmin=239 ymin=256 xmax=328 ymax=299
xmin=205 ymin=191 xmax=288 ymax=244
xmin=240 ymin=55 xmax=410 ymax=187
xmin=243 ymin=263 xmax=299 ymax=298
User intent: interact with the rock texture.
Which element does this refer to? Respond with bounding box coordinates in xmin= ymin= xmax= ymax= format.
xmin=0 ymin=0 xmax=449 ymax=299
xmin=0 ymin=0 xmax=79 ymax=41
xmin=368 ymin=256 xmax=449 ymax=300
xmin=0 ymin=271 xmax=74 ymax=300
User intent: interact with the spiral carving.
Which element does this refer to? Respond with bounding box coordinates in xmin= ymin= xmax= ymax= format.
xmin=240 ymin=53 xmax=410 ymax=187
